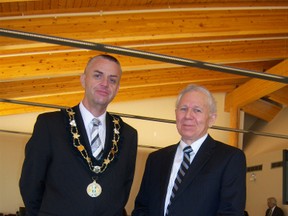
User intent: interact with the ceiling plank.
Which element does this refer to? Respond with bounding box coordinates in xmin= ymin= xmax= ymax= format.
xmin=1 ymin=9 xmax=288 ymax=47
xmin=0 ymin=68 xmax=248 ymax=100
xmin=0 ymin=0 xmax=39 ymax=3
xmin=1 ymin=0 xmax=288 ymax=17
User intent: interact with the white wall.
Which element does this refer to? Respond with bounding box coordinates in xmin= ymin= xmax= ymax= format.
xmin=1 ymin=94 xmax=231 ymax=148
xmin=108 ymin=95 xmax=231 ymax=148
xmin=0 ymin=132 xmax=27 ymax=214
xmin=245 ymin=108 xmax=288 ymax=158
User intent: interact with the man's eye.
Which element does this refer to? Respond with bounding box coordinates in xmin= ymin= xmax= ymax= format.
xmin=94 ymin=73 xmax=102 ymax=79
xmin=193 ymin=108 xmax=202 ymax=113
xmin=179 ymin=107 xmax=188 ymax=112
xmin=109 ymin=78 xmax=117 ymax=84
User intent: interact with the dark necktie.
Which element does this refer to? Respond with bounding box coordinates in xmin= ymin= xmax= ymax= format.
xmin=165 ymin=146 xmax=193 ymax=215
xmin=91 ymin=118 xmax=103 ymax=160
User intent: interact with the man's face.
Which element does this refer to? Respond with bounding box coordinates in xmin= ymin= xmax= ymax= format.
xmin=175 ymin=90 xmax=216 ymax=144
xmin=267 ymin=200 xmax=274 ymax=208
xmin=81 ymin=57 xmax=121 ymax=108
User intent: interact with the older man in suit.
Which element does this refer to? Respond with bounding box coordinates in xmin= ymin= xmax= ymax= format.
xmin=265 ymin=197 xmax=284 ymax=216
xmin=132 ymin=84 xmax=246 ymax=216
xmin=20 ymin=54 xmax=138 ymax=216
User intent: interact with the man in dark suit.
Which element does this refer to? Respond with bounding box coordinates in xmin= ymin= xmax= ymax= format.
xmin=132 ymin=84 xmax=246 ymax=216
xmin=265 ymin=197 xmax=284 ymax=216
xmin=19 ymin=54 xmax=138 ymax=216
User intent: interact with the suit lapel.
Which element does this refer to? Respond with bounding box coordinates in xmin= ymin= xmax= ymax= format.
xmin=104 ymin=113 xmax=113 ymax=156
xmin=62 ymin=105 xmax=96 ymax=171
xmin=172 ymin=135 xmax=215 ymax=200
xmin=159 ymin=144 xmax=178 ymax=213
xmin=73 ymin=105 xmax=91 ymax=152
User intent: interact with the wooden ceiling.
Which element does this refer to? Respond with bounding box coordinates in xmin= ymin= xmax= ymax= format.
xmin=0 ymin=0 xmax=288 ymax=125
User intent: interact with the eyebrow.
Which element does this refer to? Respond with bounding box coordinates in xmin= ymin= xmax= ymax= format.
xmin=92 ymin=70 xmax=120 ymax=79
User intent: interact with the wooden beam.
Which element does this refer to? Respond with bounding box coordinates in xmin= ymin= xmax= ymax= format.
xmin=225 ymin=59 xmax=288 ymax=147
xmin=228 ymin=107 xmax=240 ymax=147
xmin=267 ymin=86 xmax=288 ymax=106
xmin=242 ymin=99 xmax=282 ymax=122
xmin=225 ymin=59 xmax=288 ymax=110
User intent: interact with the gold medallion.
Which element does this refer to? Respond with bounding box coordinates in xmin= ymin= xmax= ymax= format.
xmin=87 ymin=180 xmax=102 ymax=197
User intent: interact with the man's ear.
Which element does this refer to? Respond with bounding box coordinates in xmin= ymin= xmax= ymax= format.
xmin=208 ymin=113 xmax=217 ymax=127
xmin=80 ymin=73 xmax=86 ymax=88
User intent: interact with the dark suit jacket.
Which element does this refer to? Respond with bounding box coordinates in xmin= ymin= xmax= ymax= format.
xmin=132 ymin=135 xmax=246 ymax=216
xmin=20 ymin=105 xmax=138 ymax=216
xmin=265 ymin=206 xmax=284 ymax=216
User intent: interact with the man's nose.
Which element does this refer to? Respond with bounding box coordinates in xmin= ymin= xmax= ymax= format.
xmin=100 ymin=76 xmax=109 ymax=86
xmin=184 ymin=108 xmax=194 ymax=118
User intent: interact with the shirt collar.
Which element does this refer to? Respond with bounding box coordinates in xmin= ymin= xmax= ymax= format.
xmin=179 ymin=134 xmax=208 ymax=154
xmin=79 ymin=102 xmax=106 ymax=127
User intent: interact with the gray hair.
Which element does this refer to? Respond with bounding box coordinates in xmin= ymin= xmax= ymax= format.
xmin=175 ymin=84 xmax=217 ymax=114
xmin=267 ymin=197 xmax=277 ymax=205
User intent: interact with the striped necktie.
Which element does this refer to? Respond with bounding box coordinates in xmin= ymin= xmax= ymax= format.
xmin=91 ymin=118 xmax=103 ymax=160
xmin=166 ymin=146 xmax=193 ymax=215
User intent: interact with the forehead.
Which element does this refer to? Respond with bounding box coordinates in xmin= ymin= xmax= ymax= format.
xmin=87 ymin=57 xmax=121 ymax=75
xmin=179 ymin=90 xmax=208 ymax=106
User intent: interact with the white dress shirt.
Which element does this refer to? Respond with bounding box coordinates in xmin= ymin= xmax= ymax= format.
xmin=164 ymin=134 xmax=208 ymax=216
xmin=79 ymin=102 xmax=106 ymax=149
